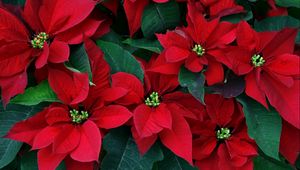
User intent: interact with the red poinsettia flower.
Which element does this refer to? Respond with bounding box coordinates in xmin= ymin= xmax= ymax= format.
xmin=192 ymin=94 xmax=257 ymax=170
xmin=5 ymin=40 xmax=132 ymax=170
xmin=104 ymin=55 xmax=202 ymax=164
xmin=0 ymin=0 xmax=106 ymax=105
xmin=188 ymin=0 xmax=244 ymax=18
xmin=157 ymin=5 xmax=236 ymax=85
xmin=223 ymin=21 xmax=300 ymax=129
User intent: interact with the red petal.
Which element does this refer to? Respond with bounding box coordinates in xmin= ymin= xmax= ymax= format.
xmin=56 ymin=18 xmax=101 ymax=44
xmin=151 ymin=103 xmax=172 ymax=129
xmin=193 ymin=137 xmax=217 ymax=160
xmin=0 ymin=7 xmax=28 ymax=38
xmin=48 ymin=40 xmax=69 ymax=63
xmin=160 ymin=110 xmax=193 ymax=164
xmin=91 ymin=105 xmax=132 ymax=129
xmin=226 ymin=137 xmax=257 ymax=156
xmin=124 ymin=0 xmax=149 ymax=36
xmin=260 ymin=75 xmax=300 ymax=129
xmin=23 ymin=0 xmax=44 ymax=31
xmin=0 ymin=43 xmax=32 ymax=77
xmin=134 ymin=104 xmax=163 ymax=137
xmin=262 ymin=28 xmax=297 ymax=58
xmin=48 ymin=65 xmax=89 ymax=105
xmin=35 ymin=42 xmax=49 ymax=69
xmin=32 ymin=126 xmax=60 ymax=150
xmin=165 ymin=46 xmax=190 ymax=62
xmin=65 ymin=157 xmax=94 ymax=170
xmin=53 ymin=124 xmax=81 ymax=154
xmin=245 ymin=72 xmax=268 ymax=108
xmin=280 ymin=120 xmax=300 ymax=164
xmin=83 ymin=39 xmax=110 ymax=104
xmin=99 ymin=87 xmax=129 ymax=102
xmin=101 ymin=0 xmax=119 ymax=16
xmin=111 ymin=72 xmax=144 ymax=105
xmin=71 ymin=120 xmax=101 ymax=162
xmin=132 ymin=127 xmax=158 ymax=155
xmin=5 ymin=109 xmax=48 ymax=145
xmin=266 ymin=54 xmax=300 ymax=76
xmin=0 ymin=71 xmax=27 ymax=106
xmin=39 ymin=0 xmax=96 ymax=35
xmin=45 ymin=106 xmax=70 ymax=125
xmin=205 ymin=94 xmax=234 ymax=126
xmin=38 ymin=146 xmax=67 ymax=170
xmin=184 ymin=53 xmax=204 ymax=72
xmin=236 ymin=21 xmax=258 ymax=50
xmin=224 ymin=47 xmax=253 ymax=75
xmin=204 ymin=60 xmax=224 ymax=85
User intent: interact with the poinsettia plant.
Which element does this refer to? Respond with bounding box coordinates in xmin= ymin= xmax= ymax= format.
xmin=0 ymin=0 xmax=299 ymax=170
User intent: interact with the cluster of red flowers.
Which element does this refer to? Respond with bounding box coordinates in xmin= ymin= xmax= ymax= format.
xmin=0 ymin=0 xmax=299 ymax=170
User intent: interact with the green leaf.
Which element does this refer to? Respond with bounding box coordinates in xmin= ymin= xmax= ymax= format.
xmin=101 ymin=30 xmax=137 ymax=53
xmin=2 ymin=0 xmax=25 ymax=5
xmin=123 ymin=38 xmax=163 ymax=54
xmin=20 ymin=151 xmax=65 ymax=170
xmin=101 ymin=127 xmax=164 ymax=170
xmin=178 ymin=67 xmax=205 ymax=104
xmin=254 ymin=16 xmax=300 ymax=44
xmin=237 ymin=95 xmax=282 ymax=160
xmin=141 ymin=1 xmax=180 ymax=38
xmin=96 ymin=40 xmax=144 ymax=82
xmin=221 ymin=10 xmax=253 ymax=23
xmin=66 ymin=44 xmax=92 ymax=81
xmin=254 ymin=151 xmax=294 ymax=170
xmin=275 ymin=0 xmax=300 ymax=8
xmin=20 ymin=151 xmax=38 ymax=170
xmin=10 ymin=80 xmax=59 ymax=106
xmin=0 ymin=103 xmax=46 ymax=168
xmin=155 ymin=147 xmax=197 ymax=170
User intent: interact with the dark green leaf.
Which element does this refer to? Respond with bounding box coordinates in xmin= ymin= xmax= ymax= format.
xmin=221 ymin=10 xmax=253 ymax=23
xmin=123 ymin=38 xmax=163 ymax=53
xmin=2 ymin=0 xmax=25 ymax=5
xmin=155 ymin=147 xmax=197 ymax=170
xmin=254 ymin=152 xmax=293 ymax=170
xmin=141 ymin=1 xmax=180 ymax=38
xmin=178 ymin=67 xmax=205 ymax=104
xmin=96 ymin=40 xmax=144 ymax=82
xmin=237 ymin=95 xmax=282 ymax=160
xmin=10 ymin=81 xmax=59 ymax=106
xmin=20 ymin=151 xmax=38 ymax=170
xmin=0 ymin=103 xmax=46 ymax=168
xmin=101 ymin=127 xmax=164 ymax=170
xmin=100 ymin=30 xmax=137 ymax=53
xmin=66 ymin=44 xmax=92 ymax=81
xmin=20 ymin=151 xmax=65 ymax=170
xmin=275 ymin=0 xmax=300 ymax=8
xmin=254 ymin=16 xmax=300 ymax=44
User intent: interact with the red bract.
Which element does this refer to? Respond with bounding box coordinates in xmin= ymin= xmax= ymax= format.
xmin=6 ymin=40 xmax=132 ymax=170
xmin=0 ymin=0 xmax=106 ymax=105
xmin=157 ymin=5 xmax=236 ymax=85
xmin=188 ymin=0 xmax=244 ymax=18
xmin=192 ymin=94 xmax=257 ymax=170
xmin=106 ymin=56 xmax=202 ymax=164
xmin=280 ymin=120 xmax=300 ymax=165
xmin=223 ymin=21 xmax=300 ymax=129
